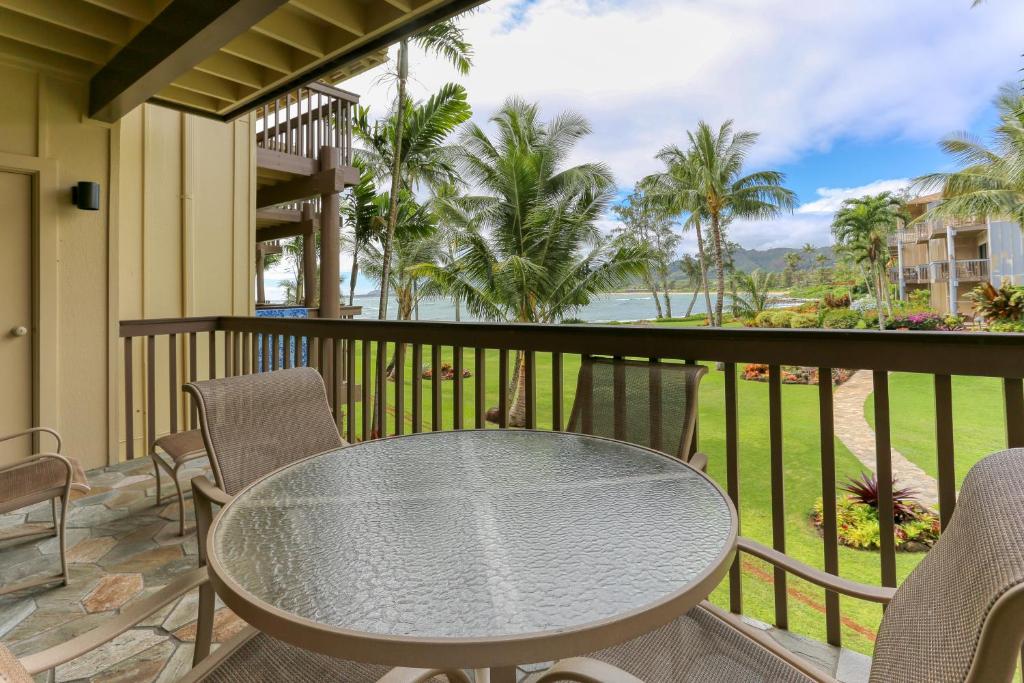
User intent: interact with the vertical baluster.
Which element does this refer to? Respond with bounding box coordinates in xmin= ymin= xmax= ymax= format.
xmin=346 ymin=337 xmax=357 ymax=441
xmin=188 ymin=332 xmax=197 ymax=429
xmin=270 ymin=98 xmax=278 ymax=150
xmin=524 ymin=350 xmax=536 ymax=429
xmin=453 ymin=346 xmax=464 ymax=429
xmin=234 ymin=331 xmax=242 ymax=376
xmin=819 ymin=367 xmax=840 ymax=646
xmin=321 ymin=337 xmax=331 ymax=405
xmin=146 ymin=336 xmax=156 ymax=458
xmin=223 ymin=331 xmax=232 ymax=376
xmin=934 ymin=374 xmax=956 ymax=529
xmin=274 ymin=334 xmax=282 ymax=370
xmin=241 ymin=332 xmax=250 ymax=374
xmin=873 ymin=371 xmax=897 ymax=589
xmin=262 ymin=333 xmax=272 ymax=373
xmin=208 ymin=330 xmax=217 ymax=379
xmin=124 ymin=338 xmax=135 ymax=460
xmin=581 ymin=355 xmax=593 ymax=434
xmin=498 ymin=349 xmax=509 ymax=429
xmin=284 ymin=335 xmax=294 ymax=369
xmin=346 ymin=102 xmax=352 ymax=164
xmin=431 ymin=345 xmax=442 ymax=431
xmin=286 ymin=92 xmax=293 ymax=154
xmin=768 ymin=364 xmax=788 ymax=628
xmin=685 ymin=359 xmax=700 ymax=458
xmin=304 ymin=89 xmax=312 ymax=157
xmin=377 ymin=341 xmax=388 ymax=439
xmin=310 ymin=335 xmax=320 ymax=370
xmin=647 ymin=359 xmax=662 ymax=454
xmin=332 ymin=339 xmax=342 ymax=427
xmin=552 ymin=352 xmax=563 ymax=431
xmin=168 ymin=334 xmax=178 ymax=434
xmin=249 ymin=332 xmax=258 ymax=372
xmin=362 ymin=340 xmax=372 ymax=439
xmin=724 ymin=362 xmax=741 ymax=614
xmin=475 ymin=348 xmax=486 ymax=429
xmin=394 ymin=342 xmax=405 ymax=436
xmin=613 ymin=358 xmax=626 ymax=440
xmin=412 ymin=344 xmax=423 ymax=433
xmin=1004 ymin=377 xmax=1024 ymax=448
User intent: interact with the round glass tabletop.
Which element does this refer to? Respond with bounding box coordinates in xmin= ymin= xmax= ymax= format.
xmin=207 ymin=430 xmax=736 ymax=668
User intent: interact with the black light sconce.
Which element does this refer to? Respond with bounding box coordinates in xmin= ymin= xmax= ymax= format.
xmin=71 ymin=181 xmax=100 ymax=211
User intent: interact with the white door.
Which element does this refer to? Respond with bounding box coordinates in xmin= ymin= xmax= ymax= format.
xmin=0 ymin=171 xmax=33 ymax=466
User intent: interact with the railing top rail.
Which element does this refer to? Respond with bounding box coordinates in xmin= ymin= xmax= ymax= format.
xmin=305 ymin=81 xmax=360 ymax=103
xmin=119 ymin=317 xmax=219 ymax=337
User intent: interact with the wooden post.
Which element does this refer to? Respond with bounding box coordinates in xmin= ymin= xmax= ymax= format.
xmin=302 ymin=203 xmax=317 ymax=309
xmin=319 ymin=146 xmax=341 ymax=319
xmin=255 ymin=244 xmax=266 ymax=305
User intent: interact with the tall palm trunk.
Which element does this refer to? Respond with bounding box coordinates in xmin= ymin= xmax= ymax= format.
xmin=873 ymin=261 xmax=887 ymax=331
xmin=645 ymin=273 xmax=663 ymax=319
xmin=348 ymin=251 xmax=359 ymax=306
xmin=661 ymin=271 xmax=673 ymax=318
xmin=710 ymin=213 xmax=726 ymax=327
xmin=378 ymin=39 xmax=408 ymax=321
xmin=694 ymin=221 xmax=713 ymax=324
xmin=685 ymin=283 xmax=699 ymax=317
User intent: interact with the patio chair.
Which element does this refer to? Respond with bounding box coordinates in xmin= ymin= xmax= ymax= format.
xmin=0 ymin=566 xmax=470 ymax=683
xmin=537 ymin=447 xmax=1024 ymax=683
xmin=183 ymin=366 xmax=346 ymax=664
xmin=152 ymin=428 xmax=207 ymax=536
xmin=0 ymin=428 xmax=90 ymax=595
xmin=566 ymin=357 xmax=709 ymax=470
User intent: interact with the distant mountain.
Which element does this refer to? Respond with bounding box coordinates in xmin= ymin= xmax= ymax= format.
xmin=727 ymin=245 xmax=835 ymax=273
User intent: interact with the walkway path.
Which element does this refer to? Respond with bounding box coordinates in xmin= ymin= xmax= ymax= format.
xmin=833 ymin=371 xmax=939 ymax=507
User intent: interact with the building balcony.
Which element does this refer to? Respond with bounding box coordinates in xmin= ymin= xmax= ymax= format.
xmin=930 ymin=258 xmax=990 ymax=283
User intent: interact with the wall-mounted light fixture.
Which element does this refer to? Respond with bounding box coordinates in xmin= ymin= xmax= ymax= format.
xmin=71 ymin=181 xmax=100 ymax=211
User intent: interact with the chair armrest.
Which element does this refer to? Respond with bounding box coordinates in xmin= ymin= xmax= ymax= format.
xmin=687 ymin=451 xmax=708 ymax=472
xmin=20 ymin=567 xmax=208 ymax=675
xmin=0 ymin=427 xmax=62 ymax=453
xmin=739 ymin=537 xmax=895 ymax=604
xmin=192 ymin=476 xmax=232 ymax=507
xmin=535 ymin=657 xmax=645 ymax=683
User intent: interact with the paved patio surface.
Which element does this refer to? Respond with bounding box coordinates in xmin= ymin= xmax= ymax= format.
xmin=1 ymin=457 xmax=870 ymax=682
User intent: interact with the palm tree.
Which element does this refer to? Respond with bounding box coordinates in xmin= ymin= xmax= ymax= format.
xmin=732 ymin=270 xmax=776 ymax=319
xmin=367 ymin=19 xmax=473 ymax=319
xmin=915 ymin=84 xmax=1024 ymax=226
xmin=681 ymin=121 xmax=796 ymax=326
xmin=783 ymin=251 xmax=802 ymax=287
xmin=678 ymin=255 xmax=705 ymax=317
xmin=341 ymin=163 xmax=384 ymax=306
xmin=831 ymin=192 xmax=907 ymax=330
xmin=429 ymin=184 xmax=485 ymax=322
xmin=417 ymin=98 xmax=648 ymax=425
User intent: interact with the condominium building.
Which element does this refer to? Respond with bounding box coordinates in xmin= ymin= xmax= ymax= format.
xmin=889 ymin=193 xmax=1024 ymax=316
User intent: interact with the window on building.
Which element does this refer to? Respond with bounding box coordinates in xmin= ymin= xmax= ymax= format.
xmin=979 ymin=242 xmax=988 ymax=260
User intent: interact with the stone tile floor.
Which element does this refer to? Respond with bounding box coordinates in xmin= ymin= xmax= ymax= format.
xmin=1 ymin=457 xmax=870 ymax=682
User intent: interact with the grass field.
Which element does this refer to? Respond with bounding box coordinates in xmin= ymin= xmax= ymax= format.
xmin=330 ymin=338 xmax=926 ymax=656
xmin=864 ymin=373 xmax=1008 ymax=486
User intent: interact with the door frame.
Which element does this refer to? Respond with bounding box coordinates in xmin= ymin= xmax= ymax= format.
xmin=0 ymin=152 xmax=60 ymax=440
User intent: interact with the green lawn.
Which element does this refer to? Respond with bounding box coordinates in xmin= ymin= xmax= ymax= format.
xmin=864 ymin=373 xmax=1008 ymax=486
xmin=334 ymin=343 xmax=925 ymax=656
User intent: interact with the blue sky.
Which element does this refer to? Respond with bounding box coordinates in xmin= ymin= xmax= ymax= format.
xmin=315 ymin=0 xmax=1024 ymax=285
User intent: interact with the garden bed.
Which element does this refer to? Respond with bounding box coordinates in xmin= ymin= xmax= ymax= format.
xmin=742 ymin=364 xmax=853 ymax=386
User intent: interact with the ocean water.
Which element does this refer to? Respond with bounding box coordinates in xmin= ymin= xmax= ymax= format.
xmin=267 ymin=280 xmax=722 ymax=322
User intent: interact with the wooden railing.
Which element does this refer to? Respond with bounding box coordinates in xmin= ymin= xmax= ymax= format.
xmin=118 ymin=316 xmax=1024 ymax=650
xmin=255 ymin=82 xmax=357 ymax=165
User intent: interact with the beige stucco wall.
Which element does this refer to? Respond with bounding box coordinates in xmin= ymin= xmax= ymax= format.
xmin=0 ymin=60 xmax=254 ymax=470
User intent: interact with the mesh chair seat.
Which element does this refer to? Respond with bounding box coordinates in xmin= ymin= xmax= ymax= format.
xmin=155 ymin=430 xmax=207 ymax=464
xmin=0 ymin=457 xmax=89 ymax=512
xmin=196 ymin=631 xmax=394 ymax=682
xmin=551 ymin=605 xmax=815 ymax=683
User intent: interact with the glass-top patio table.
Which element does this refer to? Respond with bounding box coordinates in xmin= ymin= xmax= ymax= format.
xmin=206 ymin=429 xmax=737 ymax=682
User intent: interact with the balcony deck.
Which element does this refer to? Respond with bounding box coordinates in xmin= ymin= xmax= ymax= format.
xmin=0 ymin=457 xmax=871 ymax=682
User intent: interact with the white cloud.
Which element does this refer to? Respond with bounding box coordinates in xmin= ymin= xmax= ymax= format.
xmin=797 ymin=178 xmax=912 ymax=215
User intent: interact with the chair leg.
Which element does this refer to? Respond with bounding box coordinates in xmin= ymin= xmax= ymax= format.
xmin=57 ymin=495 xmax=71 ymax=586
xmin=193 ymin=580 xmax=216 ymax=666
xmin=152 ymin=455 xmax=163 ymax=507
xmin=173 ymin=464 xmax=187 ymax=537
xmin=50 ymin=497 xmax=59 ymax=537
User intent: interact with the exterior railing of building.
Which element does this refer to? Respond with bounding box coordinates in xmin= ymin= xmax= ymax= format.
xmin=254 ymin=82 xmax=357 ymax=166
xmin=118 ymin=315 xmax=1024 ymax=652
xmin=929 ymin=259 xmax=990 ymax=283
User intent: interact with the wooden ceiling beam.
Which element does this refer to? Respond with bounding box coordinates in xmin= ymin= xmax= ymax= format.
xmin=152 ymin=84 xmax=227 ymax=113
xmin=173 ymin=69 xmax=250 ymax=101
xmin=381 ymin=0 xmax=415 ymax=12
xmin=222 ymin=31 xmax=296 ymax=74
xmin=79 ymin=0 xmax=155 ymax=23
xmin=0 ymin=35 xmax=94 ymax=78
xmin=252 ymin=8 xmax=327 ymax=58
xmin=89 ymin=0 xmax=291 ymax=122
xmin=195 ymin=51 xmax=271 ymax=88
xmin=0 ymin=9 xmax=114 ymax=64
xmin=289 ymin=0 xmax=366 ymax=37
xmin=0 ymin=0 xmax=132 ymax=45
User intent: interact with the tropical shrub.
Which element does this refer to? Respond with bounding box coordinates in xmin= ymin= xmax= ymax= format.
xmin=841 ymin=472 xmax=919 ymax=522
xmin=812 ymin=497 xmax=939 ymax=552
xmin=969 ymin=282 xmax=1024 ymax=321
xmin=742 ymin=364 xmax=852 ymax=386
xmin=822 ymin=308 xmax=862 ymax=329
xmin=991 ymin=319 xmax=1024 ymax=332
xmin=886 ymin=312 xmax=943 ymax=331
xmin=789 ymin=313 xmax=818 ymax=328
xmin=769 ymin=310 xmax=796 ymax=328
xmin=823 ymin=292 xmax=851 ymax=309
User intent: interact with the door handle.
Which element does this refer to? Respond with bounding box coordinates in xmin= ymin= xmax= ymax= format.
xmin=11 ymin=326 xmax=27 ymax=337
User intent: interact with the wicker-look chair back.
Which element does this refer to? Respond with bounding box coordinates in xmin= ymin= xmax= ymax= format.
xmin=870 ymin=448 xmax=1024 ymax=683
xmin=566 ymin=357 xmax=707 ymax=460
xmin=185 ymin=368 xmax=344 ymax=496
